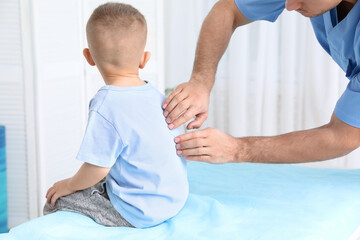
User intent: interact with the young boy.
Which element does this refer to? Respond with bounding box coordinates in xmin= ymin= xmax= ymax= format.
xmin=44 ymin=2 xmax=188 ymax=228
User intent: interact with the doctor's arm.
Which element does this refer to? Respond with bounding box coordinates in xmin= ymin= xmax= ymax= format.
xmin=175 ymin=113 xmax=360 ymax=164
xmin=163 ymin=0 xmax=252 ymax=130
xmin=46 ymin=163 xmax=110 ymax=206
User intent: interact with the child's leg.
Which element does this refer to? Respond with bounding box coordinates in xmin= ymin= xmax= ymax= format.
xmin=43 ymin=179 xmax=133 ymax=227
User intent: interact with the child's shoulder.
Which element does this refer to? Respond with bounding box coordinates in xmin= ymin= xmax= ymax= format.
xmin=88 ymin=88 xmax=110 ymax=112
xmin=89 ymin=83 xmax=165 ymax=112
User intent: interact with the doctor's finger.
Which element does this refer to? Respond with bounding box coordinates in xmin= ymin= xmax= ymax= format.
xmin=186 ymin=112 xmax=208 ymax=130
xmin=178 ymin=146 xmax=210 ymax=156
xmin=163 ymin=84 xmax=186 ymax=112
xmin=176 ymin=138 xmax=208 ymax=150
xmin=163 ymin=91 xmax=187 ymax=118
xmin=175 ymin=128 xmax=209 ymax=142
xmin=169 ymin=107 xmax=198 ymax=129
xmin=163 ymin=85 xmax=184 ymax=109
xmin=166 ymin=98 xmax=191 ymax=124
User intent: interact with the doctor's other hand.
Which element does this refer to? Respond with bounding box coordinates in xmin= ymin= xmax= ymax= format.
xmin=46 ymin=178 xmax=76 ymax=207
xmin=163 ymin=81 xmax=210 ymax=130
xmin=175 ymin=127 xmax=243 ymax=164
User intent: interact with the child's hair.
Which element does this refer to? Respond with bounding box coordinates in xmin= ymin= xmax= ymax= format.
xmin=87 ymin=2 xmax=146 ymax=32
xmin=86 ymin=2 xmax=147 ymax=68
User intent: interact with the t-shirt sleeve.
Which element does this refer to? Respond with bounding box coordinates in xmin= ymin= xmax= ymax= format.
xmin=234 ymin=0 xmax=286 ymax=22
xmin=334 ymin=79 xmax=360 ymax=128
xmin=76 ymin=111 xmax=124 ymax=167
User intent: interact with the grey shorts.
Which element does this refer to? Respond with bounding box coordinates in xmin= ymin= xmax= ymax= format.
xmin=43 ymin=179 xmax=134 ymax=227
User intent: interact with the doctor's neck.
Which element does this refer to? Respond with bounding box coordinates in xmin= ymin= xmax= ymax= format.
xmin=338 ymin=0 xmax=357 ymax=21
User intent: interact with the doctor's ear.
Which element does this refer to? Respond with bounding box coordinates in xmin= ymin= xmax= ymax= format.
xmin=83 ymin=48 xmax=96 ymax=66
xmin=139 ymin=51 xmax=151 ymax=69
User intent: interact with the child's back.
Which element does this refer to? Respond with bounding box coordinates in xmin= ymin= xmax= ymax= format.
xmin=79 ymin=83 xmax=188 ymax=228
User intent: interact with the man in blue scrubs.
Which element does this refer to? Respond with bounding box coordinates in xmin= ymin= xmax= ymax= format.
xmin=163 ymin=0 xmax=360 ymax=164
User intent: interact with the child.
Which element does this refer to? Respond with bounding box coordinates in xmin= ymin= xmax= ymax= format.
xmin=44 ymin=2 xmax=188 ymax=228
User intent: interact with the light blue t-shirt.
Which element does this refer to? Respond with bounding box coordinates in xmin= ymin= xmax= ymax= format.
xmin=235 ymin=0 xmax=360 ymax=128
xmin=76 ymin=82 xmax=189 ymax=228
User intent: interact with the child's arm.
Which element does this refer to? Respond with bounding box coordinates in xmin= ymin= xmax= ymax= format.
xmin=46 ymin=163 xmax=110 ymax=206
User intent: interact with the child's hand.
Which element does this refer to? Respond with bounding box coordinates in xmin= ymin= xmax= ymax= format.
xmin=46 ymin=178 xmax=76 ymax=207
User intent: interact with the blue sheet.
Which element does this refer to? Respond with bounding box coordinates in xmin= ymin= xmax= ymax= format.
xmin=1 ymin=162 xmax=360 ymax=240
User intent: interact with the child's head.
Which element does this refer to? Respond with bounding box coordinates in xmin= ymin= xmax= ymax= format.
xmin=84 ymin=2 xmax=150 ymax=73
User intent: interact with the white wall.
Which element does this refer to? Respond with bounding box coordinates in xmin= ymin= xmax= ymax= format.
xmin=31 ymin=0 xmax=87 ymax=217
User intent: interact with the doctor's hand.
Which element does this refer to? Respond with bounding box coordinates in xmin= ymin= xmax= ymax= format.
xmin=163 ymin=81 xmax=211 ymax=130
xmin=175 ymin=127 xmax=243 ymax=164
xmin=46 ymin=178 xmax=76 ymax=207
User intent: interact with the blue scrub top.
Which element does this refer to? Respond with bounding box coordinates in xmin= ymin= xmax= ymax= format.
xmin=234 ymin=0 xmax=360 ymax=128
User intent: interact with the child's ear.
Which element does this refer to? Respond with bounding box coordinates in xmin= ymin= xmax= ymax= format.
xmin=139 ymin=51 xmax=151 ymax=69
xmin=83 ymin=48 xmax=96 ymax=66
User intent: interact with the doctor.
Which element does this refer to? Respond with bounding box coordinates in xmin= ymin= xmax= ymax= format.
xmin=163 ymin=0 xmax=360 ymax=164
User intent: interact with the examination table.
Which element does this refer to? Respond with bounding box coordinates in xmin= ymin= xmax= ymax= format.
xmin=1 ymin=162 xmax=360 ymax=240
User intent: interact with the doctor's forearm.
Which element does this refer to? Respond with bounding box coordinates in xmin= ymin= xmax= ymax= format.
xmin=191 ymin=0 xmax=251 ymax=90
xmin=239 ymin=130 xmax=345 ymax=163
xmin=238 ymin=119 xmax=360 ymax=163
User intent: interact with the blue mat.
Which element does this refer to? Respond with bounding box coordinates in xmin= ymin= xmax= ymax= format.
xmin=1 ymin=162 xmax=360 ymax=240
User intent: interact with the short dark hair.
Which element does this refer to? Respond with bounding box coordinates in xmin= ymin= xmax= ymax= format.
xmin=87 ymin=2 xmax=146 ymax=31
